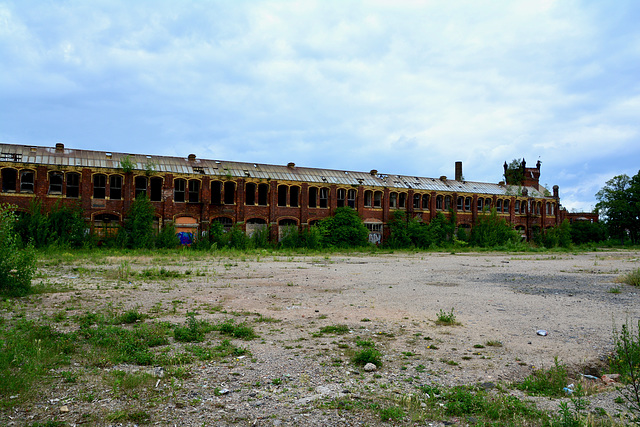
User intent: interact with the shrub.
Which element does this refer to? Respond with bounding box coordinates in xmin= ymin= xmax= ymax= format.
xmin=0 ymin=204 xmax=36 ymax=297
xmin=318 ymin=207 xmax=369 ymax=248
xmin=469 ymin=209 xmax=519 ymax=247
xmin=122 ymin=194 xmax=156 ymax=249
xmin=610 ymin=319 xmax=640 ymax=419
xmin=156 ymin=223 xmax=179 ymax=249
xmin=436 ymin=308 xmax=458 ymax=326
xmin=517 ymin=357 xmax=569 ymax=397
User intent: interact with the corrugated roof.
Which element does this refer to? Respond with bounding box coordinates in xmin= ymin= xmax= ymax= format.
xmin=0 ymin=143 xmax=551 ymax=198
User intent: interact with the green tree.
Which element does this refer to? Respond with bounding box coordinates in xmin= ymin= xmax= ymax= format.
xmin=570 ymin=221 xmax=606 ymax=244
xmin=0 ymin=204 xmax=36 ymax=296
xmin=469 ymin=209 xmax=519 ymax=247
xmin=47 ymin=202 xmax=86 ymax=247
xmin=123 ymin=194 xmax=156 ymax=249
xmin=504 ymin=158 xmax=525 ymax=185
xmin=595 ymin=172 xmax=640 ymax=244
xmin=319 ymin=207 xmax=369 ymax=248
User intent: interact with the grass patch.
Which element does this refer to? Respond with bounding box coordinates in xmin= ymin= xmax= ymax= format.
xmin=617 ymin=268 xmax=640 ymax=286
xmin=352 ymin=348 xmax=383 ymax=368
xmin=516 ymin=358 xmax=570 ymax=397
xmin=314 ymin=324 xmax=350 ymax=336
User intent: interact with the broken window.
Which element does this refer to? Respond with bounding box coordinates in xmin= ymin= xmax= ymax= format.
xmin=308 ymin=187 xmax=318 ymax=208
xmin=319 ymin=188 xmax=328 ymax=208
xmin=245 ymin=183 xmax=256 ymax=205
xmin=290 ymin=186 xmax=300 ymax=207
xmin=422 ymin=194 xmax=429 ymax=210
xmin=398 ymin=193 xmax=406 ymax=209
xmin=413 ymin=194 xmax=421 ymax=209
xmin=278 ymin=185 xmax=288 ymax=207
xmin=514 ymin=200 xmax=520 ymax=214
xmin=135 ymin=176 xmax=147 ymax=198
xmin=444 ymin=195 xmax=451 ymax=210
xmin=337 ymin=188 xmax=346 ymax=208
xmin=94 ymin=174 xmax=106 ymax=199
xmin=258 ymin=183 xmax=268 ymax=206
xmin=188 ymin=179 xmax=200 ymax=203
xmin=373 ymin=191 xmax=382 ymax=208
xmin=496 ymin=199 xmax=502 ymax=213
xmin=347 ymin=189 xmax=356 ymax=208
xmin=212 ymin=216 xmax=233 ymax=232
xmin=174 ymin=178 xmax=186 ymax=202
xmin=1 ymin=168 xmax=17 ymax=192
xmin=223 ymin=181 xmax=235 ymax=204
xmin=109 ymin=175 xmax=122 ymax=200
xmin=503 ymin=200 xmax=510 ymax=213
xmin=364 ymin=190 xmax=373 ymax=207
xmin=457 ymin=196 xmax=464 ymax=211
xmin=389 ymin=192 xmax=397 ymax=208
xmin=436 ymin=195 xmax=443 ymax=210
xmin=211 ymin=181 xmax=222 ymax=205
xmin=150 ymin=177 xmax=162 ymax=202
xmin=66 ymin=172 xmax=80 ymax=198
xmin=477 ymin=198 xmax=483 ymax=212
xmin=93 ymin=213 xmax=120 ymax=238
xmin=465 ymin=197 xmax=471 ymax=212
xmin=484 ymin=198 xmax=491 ymax=210
xmin=20 ymin=170 xmax=34 ymax=193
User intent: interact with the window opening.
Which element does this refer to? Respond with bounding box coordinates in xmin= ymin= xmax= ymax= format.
xmin=319 ymin=188 xmax=328 ymax=208
xmin=223 ymin=181 xmax=235 ymax=204
xmin=245 ymin=183 xmax=256 ymax=206
xmin=66 ymin=172 xmax=80 ymax=198
xmin=188 ymin=180 xmax=200 ymax=203
xmin=422 ymin=194 xmax=429 ymax=210
xmin=20 ymin=170 xmax=34 ymax=193
xmin=94 ymin=174 xmax=106 ymax=199
xmin=211 ymin=181 xmax=222 ymax=205
xmin=290 ymin=186 xmax=300 ymax=207
xmin=337 ymin=188 xmax=346 ymax=208
xmin=1 ymin=168 xmax=17 ymax=192
xmin=257 ymin=183 xmax=268 ymax=206
xmin=309 ymin=187 xmax=318 ymax=208
xmin=109 ymin=175 xmax=122 ymax=200
xmin=135 ymin=176 xmax=147 ymax=198
xmin=150 ymin=177 xmax=162 ymax=201
xmin=278 ymin=185 xmax=288 ymax=207
xmin=174 ymin=178 xmax=186 ymax=202
xmin=364 ymin=190 xmax=372 ymax=207
xmin=389 ymin=192 xmax=397 ymax=208
xmin=373 ymin=191 xmax=382 ymax=208
xmin=398 ymin=193 xmax=406 ymax=209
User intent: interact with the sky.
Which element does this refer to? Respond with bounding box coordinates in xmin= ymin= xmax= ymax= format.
xmin=1 ymin=1 xmax=639 ymax=212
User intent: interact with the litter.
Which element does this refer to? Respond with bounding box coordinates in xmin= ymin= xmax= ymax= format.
xmin=536 ymin=330 xmax=548 ymax=336
xmin=580 ymin=373 xmax=598 ymax=380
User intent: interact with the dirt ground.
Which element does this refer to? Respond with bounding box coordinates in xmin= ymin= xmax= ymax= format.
xmin=4 ymin=250 xmax=640 ymax=426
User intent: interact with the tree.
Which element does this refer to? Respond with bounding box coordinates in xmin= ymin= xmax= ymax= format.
xmin=504 ymin=158 xmax=525 ymax=186
xmin=122 ymin=194 xmax=156 ymax=249
xmin=318 ymin=207 xmax=369 ymax=248
xmin=468 ymin=209 xmax=520 ymax=247
xmin=595 ymin=172 xmax=640 ymax=244
xmin=0 ymin=204 xmax=36 ymax=296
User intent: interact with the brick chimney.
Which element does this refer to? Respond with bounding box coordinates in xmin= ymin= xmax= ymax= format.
xmin=188 ymin=154 xmax=196 ymax=162
xmin=55 ymin=143 xmax=64 ymax=153
xmin=455 ymin=161 xmax=463 ymax=181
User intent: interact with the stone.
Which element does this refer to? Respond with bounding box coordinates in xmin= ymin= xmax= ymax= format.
xmin=59 ymin=405 xmax=69 ymax=413
xmin=364 ymin=363 xmax=377 ymax=372
xmin=601 ymin=374 xmax=620 ymax=385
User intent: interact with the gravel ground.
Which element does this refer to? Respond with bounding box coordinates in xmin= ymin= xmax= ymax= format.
xmin=3 ymin=250 xmax=640 ymax=426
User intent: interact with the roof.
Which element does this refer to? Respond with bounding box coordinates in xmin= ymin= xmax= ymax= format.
xmin=0 ymin=143 xmax=551 ymax=198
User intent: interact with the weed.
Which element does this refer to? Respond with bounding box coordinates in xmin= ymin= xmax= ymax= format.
xmin=174 ymin=314 xmax=207 ymax=343
xmin=315 ymin=324 xmax=350 ymax=336
xmin=617 ymin=268 xmax=640 ymax=287
xmin=435 ymin=308 xmax=459 ymax=326
xmin=106 ymin=408 xmax=151 ymax=423
xmin=352 ymin=348 xmax=383 ymax=367
xmin=216 ymin=319 xmax=257 ymax=340
xmin=485 ymin=340 xmax=503 ymax=347
xmin=610 ymin=319 xmax=640 ymax=419
xmin=608 ymin=286 xmax=622 ymax=294
xmin=117 ymin=308 xmax=145 ymax=324
xmin=473 ymin=344 xmax=485 ymax=348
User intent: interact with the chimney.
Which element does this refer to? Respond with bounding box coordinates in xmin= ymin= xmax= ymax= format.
xmin=370 ymin=169 xmax=378 ymax=176
xmin=55 ymin=143 xmax=64 ymax=153
xmin=188 ymin=154 xmax=196 ymax=162
xmin=455 ymin=161 xmax=463 ymax=181
xmin=287 ymin=162 xmax=295 ymax=169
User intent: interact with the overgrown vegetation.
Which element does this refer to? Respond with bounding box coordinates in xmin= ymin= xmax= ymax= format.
xmin=610 ymin=319 xmax=640 ymax=422
xmin=0 ymin=204 xmax=36 ymax=296
xmin=618 ymin=268 xmax=640 ymax=287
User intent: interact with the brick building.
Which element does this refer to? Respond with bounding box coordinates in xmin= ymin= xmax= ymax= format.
xmin=0 ymin=142 xmax=581 ymax=243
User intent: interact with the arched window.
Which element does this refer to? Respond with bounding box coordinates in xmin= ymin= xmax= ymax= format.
xmin=444 ymin=195 xmax=452 ymax=210
xmin=515 ymin=200 xmax=520 ymax=214
xmin=211 ymin=181 xmax=222 ymax=205
xmin=49 ymin=171 xmax=63 ymax=195
xmin=223 ymin=181 xmax=235 ymax=204
xmin=337 ymin=188 xmax=346 ymax=207
xmin=422 ymin=194 xmax=430 ymax=210
xmin=347 ymin=189 xmax=356 ymax=208
xmin=1 ymin=168 xmax=17 ymax=192
xmin=373 ymin=191 xmax=382 ymax=208
xmin=485 ymin=198 xmax=491 ymax=210
xmin=319 ymin=188 xmax=328 ymax=208
xmin=464 ymin=197 xmax=471 ymax=212
xmin=413 ymin=194 xmax=421 ymax=209
xmin=308 ymin=187 xmax=318 ymax=208
xmin=496 ymin=199 xmax=502 ymax=213
xmin=477 ymin=197 xmax=484 ymax=212
xmin=436 ymin=195 xmax=443 ymax=210
xmin=150 ymin=177 xmax=162 ymax=201
xmin=389 ymin=192 xmax=398 ymax=208
xmin=66 ymin=172 xmax=80 ymax=198
xmin=94 ymin=174 xmax=107 ymax=199
xmin=278 ymin=185 xmax=288 ymax=207
xmin=457 ymin=196 xmax=464 ymax=211
xmin=258 ymin=183 xmax=269 ymax=205
xmin=109 ymin=175 xmax=122 ymax=200
xmin=212 ymin=216 xmax=233 ymax=232
xmin=398 ymin=193 xmax=406 ymax=209
xmin=503 ymin=200 xmax=510 ymax=213
xmin=246 ymin=182 xmax=256 ymax=205
xmin=174 ymin=178 xmax=186 ymax=202
xmin=291 ymin=186 xmax=300 ymax=207
xmin=364 ymin=190 xmax=373 ymax=207
xmin=188 ymin=180 xmax=200 ymax=203
xmin=135 ymin=176 xmax=147 ymax=198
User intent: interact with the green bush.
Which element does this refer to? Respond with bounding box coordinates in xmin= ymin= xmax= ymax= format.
xmin=618 ymin=268 xmax=640 ymax=287
xmin=570 ymin=221 xmax=606 ymax=244
xmin=469 ymin=209 xmax=519 ymax=247
xmin=318 ymin=207 xmax=370 ymax=248
xmin=610 ymin=319 xmax=640 ymax=419
xmin=156 ymin=223 xmax=179 ymax=249
xmin=352 ymin=348 xmax=383 ymax=367
xmin=516 ymin=357 xmax=569 ymax=397
xmin=122 ymin=194 xmax=156 ymax=249
xmin=0 ymin=204 xmax=36 ymax=297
